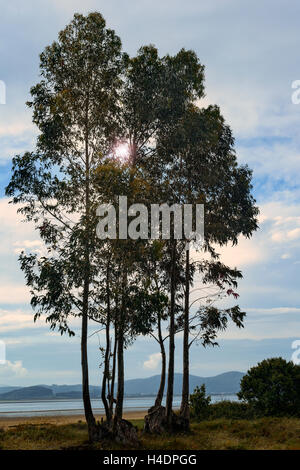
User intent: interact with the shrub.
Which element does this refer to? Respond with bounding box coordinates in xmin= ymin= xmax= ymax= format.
xmin=189 ymin=384 xmax=211 ymax=421
xmin=208 ymin=400 xmax=255 ymax=420
xmin=238 ymin=357 xmax=300 ymax=417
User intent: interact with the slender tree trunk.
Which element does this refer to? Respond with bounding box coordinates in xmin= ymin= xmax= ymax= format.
xmin=114 ymin=270 xmax=126 ymax=422
xmin=155 ymin=315 xmax=166 ymax=407
xmin=109 ymin=326 xmax=118 ymax=416
xmin=81 ymin=109 xmax=97 ymax=441
xmin=81 ymin=297 xmax=96 ymax=439
xmin=102 ymin=261 xmax=112 ymax=424
xmin=101 ymin=320 xmax=110 ymax=423
xmin=115 ymin=322 xmax=124 ymax=420
xmin=166 ymin=240 xmax=176 ymax=427
xmin=81 ymin=254 xmax=96 ymax=436
xmin=180 ymin=247 xmax=190 ymax=426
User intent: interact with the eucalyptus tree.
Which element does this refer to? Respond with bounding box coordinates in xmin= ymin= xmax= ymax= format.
xmin=91 ymin=45 xmax=205 ymax=430
xmin=94 ymin=158 xmax=169 ymax=431
xmin=119 ymin=47 xmax=206 ymax=430
xmin=6 ymin=13 xmax=124 ymax=441
xmin=120 ymin=45 xmax=205 ymax=166
xmin=156 ymin=103 xmax=259 ymax=428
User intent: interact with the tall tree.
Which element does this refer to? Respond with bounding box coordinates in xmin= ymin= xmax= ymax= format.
xmin=6 ymin=12 xmax=124 ymax=441
xmin=156 ymin=104 xmax=259 ymax=429
xmin=120 ymin=47 xmax=205 ymax=430
xmin=94 ymin=45 xmax=205 ymax=432
xmin=94 ymin=159 xmax=166 ymax=433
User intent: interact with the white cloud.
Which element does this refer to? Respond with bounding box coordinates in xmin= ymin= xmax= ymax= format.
xmin=237 ymin=141 xmax=300 ymax=186
xmin=0 ymin=360 xmax=28 ymax=378
xmin=216 ymin=195 xmax=300 ymax=269
xmin=0 ymin=111 xmax=37 ymax=162
xmin=0 ymin=285 xmax=31 ymax=305
xmin=143 ymin=353 xmax=161 ymax=370
xmin=0 ymin=309 xmax=35 ymax=332
xmin=0 ymin=198 xmax=36 ymax=255
xmin=219 ymin=234 xmax=265 ymax=268
xmin=13 ymin=239 xmax=44 ymax=255
xmin=287 ymin=228 xmax=300 ymax=240
xmin=0 ymin=198 xmax=41 ymax=300
xmin=0 ymin=122 xmax=34 ymax=138
xmin=247 ymin=307 xmax=300 ymax=315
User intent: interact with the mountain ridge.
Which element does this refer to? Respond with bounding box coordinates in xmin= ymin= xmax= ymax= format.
xmin=0 ymin=371 xmax=244 ymax=400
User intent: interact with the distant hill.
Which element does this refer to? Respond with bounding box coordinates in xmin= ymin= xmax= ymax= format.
xmin=0 ymin=386 xmax=21 ymax=395
xmin=0 ymin=386 xmax=54 ymax=400
xmin=41 ymin=384 xmax=100 ymax=398
xmin=0 ymin=372 xmax=244 ymax=401
xmin=123 ymin=371 xmax=244 ymax=396
xmin=0 ymin=385 xmax=100 ymax=401
xmin=55 ymin=391 xmax=83 ymax=399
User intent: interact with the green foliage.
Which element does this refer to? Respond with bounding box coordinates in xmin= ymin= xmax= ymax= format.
xmin=238 ymin=357 xmax=300 ymax=417
xmin=5 ymin=12 xmax=125 ymax=335
xmin=189 ymin=384 xmax=211 ymax=420
xmin=208 ymin=400 xmax=255 ymax=420
xmin=190 ymin=393 xmax=255 ymax=422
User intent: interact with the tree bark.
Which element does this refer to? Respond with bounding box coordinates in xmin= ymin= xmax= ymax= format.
xmin=81 ymin=106 xmax=97 ymax=441
xmin=101 ymin=261 xmax=111 ymax=424
xmin=109 ymin=326 xmax=118 ymax=416
xmin=180 ymin=247 xmax=190 ymax=428
xmin=115 ymin=323 xmax=124 ymax=420
xmin=81 ymin=299 xmax=97 ymax=439
xmin=166 ymin=240 xmax=176 ymax=427
xmin=155 ymin=315 xmax=166 ymax=407
xmin=114 ymin=270 xmax=126 ymax=422
xmin=101 ymin=322 xmax=111 ymax=423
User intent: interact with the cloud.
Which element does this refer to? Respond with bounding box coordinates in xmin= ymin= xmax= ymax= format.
xmin=13 ymin=239 xmax=44 ymax=255
xmin=0 ymin=360 xmax=28 ymax=378
xmin=287 ymin=228 xmax=300 ymax=240
xmin=218 ymin=234 xmax=265 ymax=268
xmin=0 ymin=198 xmax=36 ymax=249
xmin=217 ymin=194 xmax=300 ymax=270
xmin=0 ymin=309 xmax=35 ymax=332
xmin=51 ymin=0 xmax=97 ymax=14
xmin=0 ymin=106 xmax=38 ymax=163
xmin=0 ymin=286 xmax=31 ymax=305
xmin=247 ymin=307 xmax=300 ymax=315
xmin=0 ymin=198 xmax=40 ymax=292
xmin=0 ymin=122 xmax=34 ymax=138
xmin=143 ymin=353 xmax=161 ymax=370
xmin=217 ymin=306 xmax=300 ymax=340
xmin=0 ymin=0 xmax=300 ymax=381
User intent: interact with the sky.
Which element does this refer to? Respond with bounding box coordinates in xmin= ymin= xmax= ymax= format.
xmin=0 ymin=0 xmax=300 ymax=386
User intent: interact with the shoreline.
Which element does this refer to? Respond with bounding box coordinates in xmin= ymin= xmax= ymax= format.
xmin=0 ymin=410 xmax=147 ymax=429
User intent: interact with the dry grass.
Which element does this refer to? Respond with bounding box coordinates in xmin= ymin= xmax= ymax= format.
xmin=0 ymin=417 xmax=299 ymax=450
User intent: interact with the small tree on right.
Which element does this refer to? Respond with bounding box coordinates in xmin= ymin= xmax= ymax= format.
xmin=238 ymin=357 xmax=300 ymax=417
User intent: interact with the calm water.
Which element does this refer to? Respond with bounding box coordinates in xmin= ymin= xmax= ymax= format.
xmin=0 ymin=394 xmax=238 ymax=418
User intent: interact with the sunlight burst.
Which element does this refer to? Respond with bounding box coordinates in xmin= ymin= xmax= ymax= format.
xmin=113 ymin=142 xmax=130 ymax=161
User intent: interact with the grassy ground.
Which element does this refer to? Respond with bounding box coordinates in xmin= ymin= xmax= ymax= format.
xmin=0 ymin=417 xmax=299 ymax=450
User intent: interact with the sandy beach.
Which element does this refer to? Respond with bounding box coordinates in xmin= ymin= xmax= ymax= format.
xmin=0 ymin=410 xmax=146 ymax=429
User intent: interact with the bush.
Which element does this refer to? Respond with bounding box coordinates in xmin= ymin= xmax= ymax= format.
xmin=189 ymin=384 xmax=211 ymax=421
xmin=238 ymin=357 xmax=300 ymax=417
xmin=208 ymin=400 xmax=255 ymax=420
xmin=190 ymin=386 xmax=253 ymax=422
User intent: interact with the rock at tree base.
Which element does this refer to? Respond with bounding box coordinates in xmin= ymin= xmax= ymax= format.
xmin=144 ymin=405 xmax=189 ymax=434
xmin=144 ymin=405 xmax=167 ymax=434
xmin=89 ymin=422 xmax=112 ymax=442
xmin=113 ymin=418 xmax=140 ymax=446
